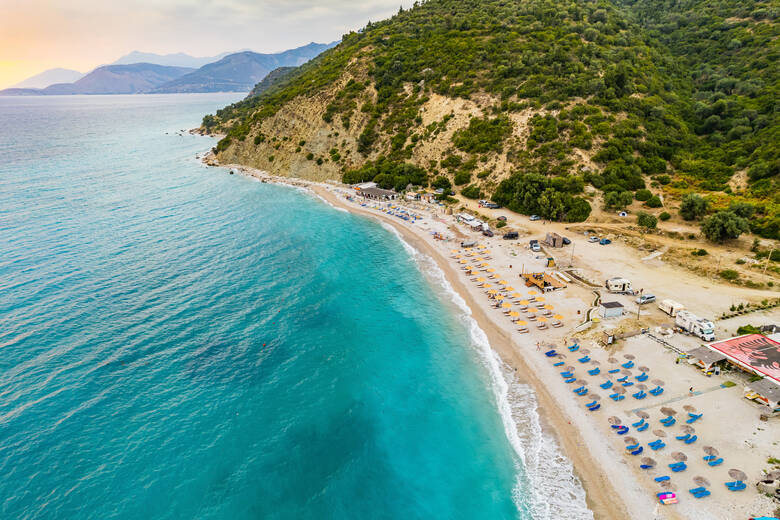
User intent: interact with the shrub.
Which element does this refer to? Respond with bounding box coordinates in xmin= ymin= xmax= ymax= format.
xmin=692 ymin=248 xmax=708 ymax=256
xmin=432 ymin=176 xmax=452 ymax=190
xmin=729 ymin=202 xmax=755 ymax=219
xmin=701 ymin=211 xmax=750 ymax=242
xmin=656 ymin=175 xmax=671 ymax=185
xmin=453 ymin=115 xmax=513 ymax=154
xmin=316 ymin=157 xmax=323 ymax=165
xmin=461 ymin=185 xmax=481 ymax=199
xmin=454 ymin=171 xmax=472 ymax=186
xmin=496 ymin=220 xmax=507 ymax=228
xmin=637 ymin=211 xmax=658 ymax=229
xmin=680 ymin=194 xmax=708 ymax=220
xmin=306 ymin=152 xmax=314 ymax=160
xmin=604 ymin=191 xmax=634 ymax=210
xmin=635 ymin=189 xmax=652 ymax=201
xmin=659 ymin=211 xmax=671 ymax=221
xmin=720 ymin=269 xmax=739 ymax=281
xmin=645 ymin=195 xmax=663 ymax=208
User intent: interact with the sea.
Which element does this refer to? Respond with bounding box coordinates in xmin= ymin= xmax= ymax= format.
xmin=0 ymin=93 xmax=592 ymax=519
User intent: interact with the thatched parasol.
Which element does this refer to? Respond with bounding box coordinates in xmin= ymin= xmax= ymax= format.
xmin=671 ymin=452 xmax=688 ymax=462
xmin=652 ymin=379 xmax=665 ymax=387
xmin=624 ymin=436 xmax=639 ymax=445
xmin=728 ymin=469 xmax=747 ymax=481
xmin=659 ymin=481 xmax=676 ymax=491
xmin=680 ymin=425 xmax=695 ymax=435
xmin=683 ymin=404 xmax=697 ymax=413
xmin=608 ymin=357 xmax=619 ymax=364
xmin=590 ymin=360 xmax=601 ymax=366
xmin=652 ymin=429 xmax=667 ymax=437
xmin=638 ymin=366 xmax=650 ymax=373
xmin=613 ymin=386 xmax=626 ymax=395
xmin=693 ymin=476 xmax=710 ymax=487
xmin=565 ymin=365 xmax=575 ymax=372
xmin=575 ymin=379 xmax=588 ymax=386
xmin=580 ymin=348 xmax=591 ymax=355
xmin=702 ymin=446 xmax=719 ymax=456
xmin=589 ymin=393 xmax=601 ymax=401
xmin=660 ymin=407 xmax=677 ymax=416
xmin=608 ymin=416 xmax=622 ymax=425
xmin=765 ymin=470 xmax=780 ymax=481
xmin=624 ymin=354 xmax=636 ymax=360
xmin=635 ymin=411 xmax=650 ymax=419
xmin=636 ymin=383 xmax=647 ymax=391
xmin=641 ymin=457 xmax=656 ymax=468
xmin=621 ymin=369 xmax=633 ymax=377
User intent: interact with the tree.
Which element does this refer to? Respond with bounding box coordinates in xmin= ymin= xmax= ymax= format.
xmin=635 ymin=189 xmax=652 ymax=201
xmin=701 ymin=211 xmax=750 ymax=242
xmin=431 ymin=176 xmax=452 ymax=190
xmin=637 ymin=211 xmax=658 ymax=229
xmin=729 ymin=202 xmax=755 ymax=219
xmin=679 ymin=194 xmax=708 ymax=220
xmin=645 ymin=195 xmax=663 ymax=208
xmin=461 ymin=185 xmax=481 ymax=199
xmin=659 ymin=211 xmax=671 ymax=221
xmin=565 ymin=197 xmax=592 ymax=222
xmin=604 ymin=190 xmax=634 ymax=210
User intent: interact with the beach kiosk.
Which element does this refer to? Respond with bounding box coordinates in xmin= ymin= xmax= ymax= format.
xmin=744 ymin=379 xmax=780 ymax=414
xmin=599 ymin=301 xmax=624 ymax=319
xmin=686 ymin=346 xmax=726 ymax=374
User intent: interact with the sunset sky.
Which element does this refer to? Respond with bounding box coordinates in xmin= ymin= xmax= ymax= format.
xmin=0 ymin=0 xmax=413 ymax=89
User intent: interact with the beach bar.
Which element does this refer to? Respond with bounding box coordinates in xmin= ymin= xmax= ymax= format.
xmin=744 ymin=379 xmax=780 ymax=414
xmin=355 ymin=187 xmax=398 ymax=200
xmin=520 ymin=272 xmax=566 ymax=292
xmin=686 ymin=346 xmax=726 ymax=374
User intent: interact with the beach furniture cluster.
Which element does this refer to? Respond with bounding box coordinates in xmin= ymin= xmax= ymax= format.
xmin=540 ymin=342 xmax=755 ymax=507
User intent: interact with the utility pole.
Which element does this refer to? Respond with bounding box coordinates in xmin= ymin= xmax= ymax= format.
xmin=637 ymin=288 xmax=643 ymax=323
xmin=714 ymin=256 xmax=721 ymax=279
xmin=570 ymin=242 xmax=575 ymax=267
xmin=763 ymin=247 xmax=775 ymax=279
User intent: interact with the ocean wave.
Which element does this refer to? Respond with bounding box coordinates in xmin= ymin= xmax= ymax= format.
xmin=381 ymin=222 xmax=593 ymax=520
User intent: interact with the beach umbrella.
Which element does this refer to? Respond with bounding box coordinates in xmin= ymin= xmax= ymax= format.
xmin=451 ymin=250 xmax=459 ymax=254
xmin=624 ymin=354 xmax=636 ymax=360
xmin=498 ymin=280 xmax=508 ymax=285
xmin=652 ymin=379 xmax=665 ymax=387
xmin=537 ymin=316 xmax=548 ymax=322
xmin=554 ymin=314 xmax=564 ymax=320
xmin=580 ymin=348 xmax=591 ymax=355
xmin=641 ymin=457 xmax=656 ymax=468
xmin=463 ymin=266 xmax=473 ymax=271
xmin=483 ymin=283 xmax=493 ymax=288
xmin=536 ymin=297 xmax=546 ymax=303
xmin=636 ymin=383 xmax=647 ymax=391
xmin=459 ymin=259 xmax=468 ymax=264
xmin=613 ymin=386 xmax=626 ymax=395
xmin=575 ymin=379 xmax=587 ymax=386
xmin=589 ymin=393 xmax=601 ymax=401
xmin=728 ymin=469 xmax=747 ymax=481
xmin=508 ymin=311 xmax=520 ymax=318
xmin=660 ymin=407 xmax=677 ymax=416
xmin=624 ymin=436 xmax=639 ymax=445
xmin=486 ymin=268 xmax=495 ymax=273
xmin=480 ymin=263 xmax=490 ymax=267
xmin=621 ymin=369 xmax=633 ymax=377
xmin=528 ymin=290 xmax=538 ymax=296
xmin=635 ymin=411 xmax=650 ymax=419
xmin=702 ymin=446 xmax=719 ymax=457
xmin=495 ymin=294 xmax=505 ymax=299
xmin=766 ymin=470 xmax=780 ymax=481
xmin=638 ymin=366 xmax=650 ymax=373
xmin=565 ymin=365 xmax=575 ymax=372
xmin=680 ymin=425 xmax=695 ymax=435
xmin=502 ymin=303 xmax=512 ymax=309
xmin=519 ymin=300 xmax=530 ymax=306
xmin=693 ymin=476 xmax=710 ymax=487
xmin=683 ymin=405 xmax=697 ymax=413
xmin=487 ymin=289 xmax=498 ymax=295
xmin=608 ymin=357 xmax=619 ymax=364
xmin=516 ymin=320 xmax=527 ymax=326
xmin=652 ymin=430 xmax=667 ymax=438
xmin=482 ymin=250 xmax=491 ymax=254
xmin=544 ymin=304 xmax=554 ymax=310
xmin=590 ymin=360 xmax=601 ymax=366
xmin=659 ymin=481 xmax=676 ymax=491
xmin=526 ymin=307 xmax=537 ymax=314
xmin=505 ymin=286 xmax=516 ymax=292
xmin=671 ymin=452 xmax=688 ymax=462
xmin=512 ymin=293 xmax=523 ymax=299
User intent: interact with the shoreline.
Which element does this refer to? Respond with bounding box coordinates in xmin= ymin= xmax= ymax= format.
xmin=217 ymin=162 xmax=636 ymax=520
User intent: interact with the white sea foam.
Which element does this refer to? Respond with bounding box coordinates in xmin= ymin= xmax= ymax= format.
xmin=381 ymin=221 xmax=593 ymax=520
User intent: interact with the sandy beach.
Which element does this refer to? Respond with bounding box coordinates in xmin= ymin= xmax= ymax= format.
xmin=217 ymin=161 xmax=780 ymax=520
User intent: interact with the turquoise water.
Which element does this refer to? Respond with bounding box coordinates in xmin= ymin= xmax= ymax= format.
xmin=0 ymin=94 xmax=536 ymax=519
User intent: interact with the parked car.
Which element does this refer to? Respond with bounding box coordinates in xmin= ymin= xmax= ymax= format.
xmin=497 ymin=216 xmax=507 ymax=221
xmin=482 ymin=229 xmax=494 ymax=237
xmin=599 ymin=238 xmax=612 ymax=245
xmin=588 ymin=236 xmax=599 ymax=243
xmin=484 ymin=202 xmax=500 ymax=209
xmin=503 ymin=232 xmax=519 ymax=240
xmin=562 ymin=237 xmax=571 ymax=245
xmin=530 ymin=215 xmax=541 ymax=221
xmin=530 ymin=240 xmax=541 ymax=252
xmin=636 ymin=294 xmax=657 ymax=305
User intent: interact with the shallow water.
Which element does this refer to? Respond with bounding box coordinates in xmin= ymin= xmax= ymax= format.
xmin=0 ymin=94 xmax=552 ymax=519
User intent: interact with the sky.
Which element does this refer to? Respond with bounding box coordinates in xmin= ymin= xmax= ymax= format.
xmin=0 ymin=0 xmax=415 ymax=89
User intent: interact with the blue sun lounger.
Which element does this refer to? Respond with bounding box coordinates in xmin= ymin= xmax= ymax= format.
xmin=578 ymin=356 xmax=591 ymax=363
xmin=587 ymin=401 xmax=599 ymax=409
xmin=630 ymin=446 xmax=643 ymax=455
xmin=616 ymin=376 xmax=628 ymax=382
xmin=553 ymin=361 xmax=564 ymax=367
xmin=726 ymin=480 xmax=746 ymax=491
xmin=609 ymin=393 xmax=625 ymax=401
xmin=676 ymin=433 xmax=691 ymax=441
xmin=633 ymin=390 xmax=647 ymax=399
xmin=560 ymin=371 xmax=573 ymax=377
xmin=649 ymin=440 xmax=665 ymax=450
xmin=703 ymin=455 xmax=716 ymax=462
xmin=600 ymin=380 xmax=613 ymax=390
xmin=616 ymin=426 xmax=629 ymax=434
xmin=608 ymin=368 xmax=620 ymax=374
xmin=684 ymin=435 xmax=697 ymax=444
xmin=636 ymin=372 xmax=649 ymax=382
xmin=660 ymin=416 xmax=676 ymax=427
xmin=622 ymin=361 xmax=634 ymax=369
xmin=588 ymin=367 xmax=600 ymax=376
xmin=544 ymin=350 xmax=557 ymax=357
xmin=622 ymin=381 xmax=634 ymax=387
xmin=669 ymin=462 xmax=687 ymax=472
xmin=689 ymin=487 xmax=711 ymax=498
xmin=640 ymin=463 xmax=653 ymax=469
xmin=636 ymin=422 xmax=649 ymax=432
xmin=588 ymin=403 xmax=601 ymax=411
xmin=564 ymin=377 xmax=576 ymax=383
xmin=707 ymin=457 xmax=723 ymax=467
xmin=654 ymin=476 xmax=670 ymax=482
xmin=686 ymin=413 xmax=703 ymax=424
xmin=626 ymin=443 xmax=640 ymax=451
xmin=631 ymin=418 xmax=646 ymax=428
xmin=568 ymin=344 xmax=579 ymax=352
xmin=650 ymin=386 xmax=664 ymax=396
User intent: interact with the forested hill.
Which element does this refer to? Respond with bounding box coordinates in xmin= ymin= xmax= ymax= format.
xmin=204 ymin=0 xmax=779 ymax=239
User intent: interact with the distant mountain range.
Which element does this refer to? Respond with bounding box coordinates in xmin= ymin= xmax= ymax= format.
xmin=151 ymin=43 xmax=336 ymax=93
xmin=0 ymin=42 xmax=337 ymax=96
xmin=12 ymin=68 xmax=84 ymax=89
xmin=111 ymin=50 xmax=244 ymax=69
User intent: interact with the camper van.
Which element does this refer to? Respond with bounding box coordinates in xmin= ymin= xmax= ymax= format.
xmin=675 ymin=310 xmax=715 ymax=342
xmin=605 ymin=277 xmax=636 ymax=295
xmin=658 ymin=299 xmax=685 ymax=317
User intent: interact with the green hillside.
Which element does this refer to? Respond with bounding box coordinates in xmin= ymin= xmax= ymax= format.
xmin=205 ymin=0 xmax=779 ymax=238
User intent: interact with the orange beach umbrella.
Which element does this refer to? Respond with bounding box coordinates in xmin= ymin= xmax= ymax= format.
xmin=502 ymin=303 xmax=512 ymax=308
